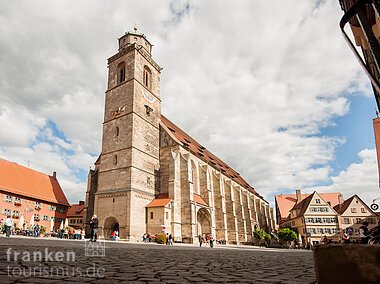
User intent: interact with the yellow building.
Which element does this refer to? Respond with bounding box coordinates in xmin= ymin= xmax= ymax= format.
xmin=334 ymin=195 xmax=378 ymax=243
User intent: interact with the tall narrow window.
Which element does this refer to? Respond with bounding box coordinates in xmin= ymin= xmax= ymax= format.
xmin=143 ymin=66 xmax=151 ymax=88
xmin=115 ymin=126 xmax=119 ymax=137
xmin=150 ymin=212 xmax=153 ymax=219
xmin=117 ymin=62 xmax=126 ymax=84
xmin=114 ymin=154 xmax=118 ymax=165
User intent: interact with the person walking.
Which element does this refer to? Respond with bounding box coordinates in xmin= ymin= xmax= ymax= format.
xmin=198 ymin=234 xmax=203 ymax=247
xmin=4 ymin=215 xmax=13 ymax=237
xmin=34 ymin=224 xmax=40 ymax=238
xmin=209 ymin=235 xmax=214 ymax=248
xmin=359 ymin=221 xmax=369 ymax=244
xmin=89 ymin=215 xmax=98 ymax=242
xmin=168 ymin=233 xmax=173 ymax=245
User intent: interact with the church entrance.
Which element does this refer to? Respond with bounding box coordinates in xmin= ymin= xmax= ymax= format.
xmin=197 ymin=208 xmax=211 ymax=239
xmin=103 ymin=216 xmax=119 ymax=239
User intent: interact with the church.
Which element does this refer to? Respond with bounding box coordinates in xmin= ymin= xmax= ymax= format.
xmin=85 ymin=28 xmax=275 ymax=244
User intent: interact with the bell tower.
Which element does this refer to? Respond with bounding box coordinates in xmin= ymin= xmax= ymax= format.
xmin=94 ymin=28 xmax=161 ymax=240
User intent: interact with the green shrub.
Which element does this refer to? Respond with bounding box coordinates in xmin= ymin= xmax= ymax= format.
xmin=278 ymin=228 xmax=297 ymax=242
xmin=253 ymin=229 xmax=271 ymax=240
xmin=40 ymin=225 xmax=46 ymax=235
xmin=156 ymin=233 xmax=167 ymax=244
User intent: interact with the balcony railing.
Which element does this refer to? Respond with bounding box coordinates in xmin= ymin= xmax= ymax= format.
xmin=339 ymin=0 xmax=380 ymax=110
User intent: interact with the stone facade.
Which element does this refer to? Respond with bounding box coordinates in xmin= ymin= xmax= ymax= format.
xmin=86 ymin=30 xmax=274 ymax=243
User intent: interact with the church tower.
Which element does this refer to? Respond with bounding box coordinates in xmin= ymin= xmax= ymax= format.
xmin=93 ymin=28 xmax=161 ymax=240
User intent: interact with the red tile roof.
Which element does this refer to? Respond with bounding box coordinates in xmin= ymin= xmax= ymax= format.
xmin=146 ymin=193 xmax=172 ymax=208
xmin=194 ymin=194 xmax=208 ymax=206
xmin=275 ymin=192 xmax=341 ymax=221
xmin=0 ymin=158 xmax=70 ymax=206
xmin=67 ymin=202 xmax=86 ymax=217
xmin=161 ymin=115 xmax=261 ymax=198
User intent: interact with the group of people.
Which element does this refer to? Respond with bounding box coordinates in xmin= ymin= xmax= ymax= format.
xmin=198 ymin=234 xmax=214 ymax=248
xmin=56 ymin=228 xmax=85 ymax=239
xmin=2 ymin=215 xmax=42 ymax=237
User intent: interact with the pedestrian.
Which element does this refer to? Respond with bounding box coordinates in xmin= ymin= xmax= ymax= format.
xmin=111 ymin=231 xmax=116 ymax=241
xmin=81 ymin=229 xmax=85 ymax=240
xmin=168 ymin=233 xmax=173 ymax=245
xmin=342 ymin=233 xmax=350 ymax=244
xmin=64 ymin=228 xmax=69 ymax=239
xmin=89 ymin=215 xmax=98 ymax=242
xmin=209 ymin=235 xmax=214 ymax=248
xmin=359 ymin=221 xmax=369 ymax=244
xmin=4 ymin=215 xmax=13 ymax=237
xmin=34 ymin=224 xmax=40 ymax=238
xmin=198 ymin=234 xmax=203 ymax=247
xmin=166 ymin=233 xmax=169 ymax=245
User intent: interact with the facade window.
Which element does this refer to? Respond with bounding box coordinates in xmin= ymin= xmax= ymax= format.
xmin=43 ymin=215 xmax=49 ymax=221
xmin=4 ymin=195 xmax=12 ymax=203
xmin=361 ymin=208 xmax=366 ymax=213
xmin=57 ymin=207 xmax=65 ymax=214
xmin=150 ymin=212 xmax=153 ymax=219
xmin=316 ymin=228 xmax=324 ymax=234
xmin=49 ymin=205 xmax=57 ymax=211
xmin=34 ymin=214 xmax=40 ymax=221
xmin=77 ymin=219 xmax=83 ymax=224
xmin=343 ymin=218 xmax=350 ymax=224
xmin=34 ymin=202 xmax=42 ymax=210
xmin=315 ymin=218 xmax=322 ymax=223
xmin=3 ymin=208 xmax=11 ymax=215
xmin=143 ymin=66 xmax=151 ymax=88
xmin=117 ymin=62 xmax=126 ymax=84
xmin=351 ymin=208 xmax=357 ymax=213
xmin=324 ymin=228 xmax=331 ymax=234
xmin=114 ymin=154 xmax=118 ymax=165
xmin=12 ymin=210 xmax=20 ymax=217
xmin=14 ymin=197 xmax=21 ymax=204
xmin=355 ymin=218 xmax=362 ymax=224
xmin=315 ymin=199 xmax=321 ymax=204
xmin=70 ymin=219 xmax=76 ymax=224
xmin=166 ymin=212 xmax=168 ymax=220
xmin=115 ymin=126 xmax=119 ymax=137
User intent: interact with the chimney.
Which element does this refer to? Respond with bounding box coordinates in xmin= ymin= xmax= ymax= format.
xmin=338 ymin=194 xmax=344 ymax=209
xmin=79 ymin=201 xmax=85 ymax=206
xmin=296 ymin=189 xmax=302 ymax=203
xmin=53 ymin=171 xmax=57 ymax=178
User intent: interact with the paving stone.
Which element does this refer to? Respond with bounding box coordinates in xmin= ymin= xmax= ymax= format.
xmin=0 ymin=236 xmax=316 ymax=283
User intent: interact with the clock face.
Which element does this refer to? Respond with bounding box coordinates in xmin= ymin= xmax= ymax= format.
xmin=143 ymin=89 xmax=156 ymax=103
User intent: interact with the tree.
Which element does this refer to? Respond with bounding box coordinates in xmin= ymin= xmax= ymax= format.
xmin=253 ymin=229 xmax=271 ymax=247
xmin=278 ymin=228 xmax=297 ymax=248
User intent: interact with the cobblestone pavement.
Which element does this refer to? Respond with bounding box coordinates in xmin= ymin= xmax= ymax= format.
xmin=0 ymin=236 xmax=316 ymax=283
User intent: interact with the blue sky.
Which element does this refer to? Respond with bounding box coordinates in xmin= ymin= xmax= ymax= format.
xmin=0 ymin=0 xmax=379 ymax=207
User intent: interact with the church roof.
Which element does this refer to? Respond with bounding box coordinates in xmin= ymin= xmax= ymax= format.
xmin=194 ymin=194 xmax=209 ymax=206
xmin=146 ymin=193 xmax=172 ymax=208
xmin=161 ymin=115 xmax=262 ymax=198
xmin=0 ymin=158 xmax=70 ymax=207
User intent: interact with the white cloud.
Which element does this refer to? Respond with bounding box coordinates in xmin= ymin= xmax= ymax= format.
xmin=304 ymin=149 xmax=379 ymax=207
xmin=0 ymin=0 xmax=377 ymax=205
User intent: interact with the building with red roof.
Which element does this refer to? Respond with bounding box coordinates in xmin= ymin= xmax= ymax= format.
xmin=0 ymin=158 xmax=69 ymax=232
xmin=85 ymin=29 xmax=274 ymax=244
xmin=275 ymin=190 xmax=378 ymax=246
xmin=67 ymin=201 xmax=86 ymax=229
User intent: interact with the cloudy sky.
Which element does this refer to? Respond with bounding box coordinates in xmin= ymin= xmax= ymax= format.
xmin=0 ymin=0 xmax=379 ymax=209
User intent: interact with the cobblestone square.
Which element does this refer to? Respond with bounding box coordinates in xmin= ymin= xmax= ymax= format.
xmin=0 ymin=237 xmax=316 ymax=283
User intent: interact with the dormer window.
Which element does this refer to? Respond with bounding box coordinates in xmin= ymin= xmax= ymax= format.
xmin=143 ymin=66 xmax=151 ymax=89
xmin=117 ymin=62 xmax=126 ymax=84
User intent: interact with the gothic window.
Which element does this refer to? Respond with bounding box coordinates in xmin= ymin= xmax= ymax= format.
xmin=114 ymin=154 xmax=118 ymax=165
xmin=117 ymin=62 xmax=126 ymax=84
xmin=143 ymin=66 xmax=151 ymax=89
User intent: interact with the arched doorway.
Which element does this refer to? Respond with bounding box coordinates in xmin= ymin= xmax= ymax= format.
xmin=197 ymin=208 xmax=211 ymax=238
xmin=103 ymin=216 xmax=119 ymax=239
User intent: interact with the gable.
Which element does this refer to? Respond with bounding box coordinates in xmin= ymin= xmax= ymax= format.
xmin=339 ymin=195 xmax=376 ymax=217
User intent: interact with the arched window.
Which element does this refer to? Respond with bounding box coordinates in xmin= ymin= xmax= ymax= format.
xmin=191 ymin=160 xmax=199 ymax=194
xmin=143 ymin=66 xmax=151 ymax=89
xmin=117 ymin=62 xmax=126 ymax=84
